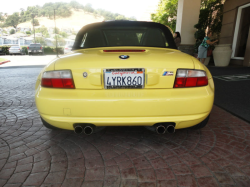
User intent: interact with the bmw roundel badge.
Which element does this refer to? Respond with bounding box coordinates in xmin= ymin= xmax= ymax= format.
xmin=119 ymin=55 xmax=129 ymax=60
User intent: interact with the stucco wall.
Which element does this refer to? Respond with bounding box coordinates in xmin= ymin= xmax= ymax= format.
xmin=220 ymin=0 xmax=250 ymax=45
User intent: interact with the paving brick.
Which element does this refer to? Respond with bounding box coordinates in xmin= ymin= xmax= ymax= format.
xmin=105 ymin=165 xmax=120 ymax=176
xmin=197 ymin=176 xmax=220 ymax=187
xmin=23 ymin=172 xmax=48 ymax=186
xmin=177 ymin=174 xmax=198 ymax=187
xmin=61 ymin=178 xmax=83 ymax=187
xmin=44 ymin=171 xmax=66 ymax=184
xmin=138 ymin=182 xmax=156 ymax=187
xmin=85 ymin=167 xmax=105 ymax=181
xmin=82 ymin=181 xmax=104 ymax=187
xmin=1 ymin=68 xmax=250 ymax=186
xmin=116 ymin=160 xmax=133 ymax=170
xmin=133 ymin=157 xmax=152 ymax=170
xmin=157 ymin=180 xmax=177 ymax=187
xmin=137 ymin=169 xmax=156 ymax=182
xmin=155 ymin=168 xmax=175 ymax=180
xmin=103 ymin=175 xmax=120 ymax=187
xmin=7 ymin=171 xmax=30 ymax=183
xmin=189 ymin=164 xmax=212 ymax=178
xmin=66 ymin=167 xmax=85 ymax=178
xmin=214 ymin=172 xmax=235 ymax=185
xmin=120 ymin=168 xmax=137 ymax=179
xmin=171 ymin=164 xmax=192 ymax=175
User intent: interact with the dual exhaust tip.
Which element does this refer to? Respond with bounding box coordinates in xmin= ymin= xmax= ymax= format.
xmin=74 ymin=124 xmax=175 ymax=135
xmin=156 ymin=125 xmax=175 ymax=134
xmin=74 ymin=125 xmax=93 ymax=135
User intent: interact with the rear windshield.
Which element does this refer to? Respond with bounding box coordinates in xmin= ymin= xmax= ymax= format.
xmin=30 ymin=44 xmax=41 ymax=47
xmin=75 ymin=26 xmax=171 ymax=49
xmin=10 ymin=46 xmax=20 ymax=48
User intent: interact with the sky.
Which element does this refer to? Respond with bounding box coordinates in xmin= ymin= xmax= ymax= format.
xmin=1 ymin=0 xmax=160 ymax=20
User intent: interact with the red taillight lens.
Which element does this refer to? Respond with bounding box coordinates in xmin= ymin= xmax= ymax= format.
xmin=103 ymin=50 xmax=145 ymax=52
xmin=27 ymin=47 xmax=29 ymax=49
xmin=174 ymin=70 xmax=208 ymax=88
xmin=40 ymin=47 xmax=42 ymax=49
xmin=65 ymin=48 xmax=68 ymax=50
xmin=41 ymin=70 xmax=75 ymax=89
xmin=197 ymin=77 xmax=208 ymax=86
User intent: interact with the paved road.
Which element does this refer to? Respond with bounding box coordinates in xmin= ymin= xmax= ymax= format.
xmin=0 ymin=67 xmax=250 ymax=186
xmin=0 ymin=55 xmax=57 ymax=67
xmin=208 ymin=67 xmax=250 ymax=123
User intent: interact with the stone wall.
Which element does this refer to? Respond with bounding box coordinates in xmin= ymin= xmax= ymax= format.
xmin=178 ymin=44 xmax=195 ymax=56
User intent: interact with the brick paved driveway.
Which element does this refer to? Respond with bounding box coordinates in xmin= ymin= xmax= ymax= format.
xmin=0 ymin=67 xmax=250 ymax=187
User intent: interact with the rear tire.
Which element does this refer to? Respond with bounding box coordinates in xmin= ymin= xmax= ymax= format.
xmin=41 ymin=117 xmax=59 ymax=130
xmin=190 ymin=115 xmax=210 ymax=130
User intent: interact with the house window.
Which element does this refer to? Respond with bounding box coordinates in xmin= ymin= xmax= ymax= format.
xmin=232 ymin=3 xmax=250 ymax=59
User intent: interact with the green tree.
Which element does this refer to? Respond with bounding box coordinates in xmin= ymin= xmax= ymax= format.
xmin=31 ymin=18 xmax=40 ymax=26
xmin=0 ymin=12 xmax=4 ymax=21
xmin=194 ymin=0 xmax=224 ymax=35
xmin=33 ymin=37 xmax=46 ymax=46
xmin=194 ymin=0 xmax=225 ymax=52
xmin=53 ymin=27 xmax=60 ymax=34
xmin=4 ymin=12 xmax=20 ymax=28
xmin=59 ymin=31 xmax=68 ymax=38
xmin=84 ymin=3 xmax=94 ymax=13
xmin=10 ymin=29 xmax=15 ymax=34
xmin=53 ymin=35 xmax=65 ymax=47
xmin=35 ymin=25 xmax=49 ymax=37
xmin=69 ymin=1 xmax=84 ymax=10
xmin=115 ymin=15 xmax=126 ymax=20
xmin=151 ymin=0 xmax=178 ymax=32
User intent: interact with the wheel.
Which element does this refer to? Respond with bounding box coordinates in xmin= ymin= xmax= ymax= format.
xmin=41 ymin=117 xmax=59 ymax=130
xmin=190 ymin=115 xmax=210 ymax=130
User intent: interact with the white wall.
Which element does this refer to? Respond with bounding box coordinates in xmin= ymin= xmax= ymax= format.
xmin=176 ymin=0 xmax=201 ymax=44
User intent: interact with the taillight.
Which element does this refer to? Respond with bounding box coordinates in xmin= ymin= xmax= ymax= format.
xmin=27 ymin=47 xmax=29 ymax=49
xmin=41 ymin=70 xmax=75 ymax=89
xmin=40 ymin=47 xmax=42 ymax=49
xmin=65 ymin=48 xmax=68 ymax=50
xmin=174 ymin=69 xmax=208 ymax=88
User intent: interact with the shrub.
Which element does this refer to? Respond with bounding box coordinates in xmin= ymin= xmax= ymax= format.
xmin=0 ymin=46 xmax=11 ymax=55
xmin=43 ymin=46 xmax=63 ymax=55
xmin=26 ymin=31 xmax=31 ymax=34
xmin=10 ymin=29 xmax=15 ymax=34
xmin=21 ymin=46 xmax=28 ymax=54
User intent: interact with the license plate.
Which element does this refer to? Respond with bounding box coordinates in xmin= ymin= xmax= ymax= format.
xmin=104 ymin=68 xmax=145 ymax=89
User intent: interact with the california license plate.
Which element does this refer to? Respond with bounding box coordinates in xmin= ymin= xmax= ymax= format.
xmin=104 ymin=68 xmax=145 ymax=89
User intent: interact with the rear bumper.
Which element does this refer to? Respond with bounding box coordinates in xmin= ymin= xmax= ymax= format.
xmin=40 ymin=112 xmax=210 ymax=130
xmin=9 ymin=51 xmax=21 ymax=54
xmin=36 ymin=79 xmax=214 ymax=130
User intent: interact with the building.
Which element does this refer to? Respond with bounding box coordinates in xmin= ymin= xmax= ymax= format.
xmin=0 ymin=36 xmax=33 ymax=46
xmin=219 ymin=0 xmax=250 ymax=66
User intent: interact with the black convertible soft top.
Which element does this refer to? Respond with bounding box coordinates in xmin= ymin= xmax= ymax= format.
xmin=72 ymin=21 xmax=177 ymax=50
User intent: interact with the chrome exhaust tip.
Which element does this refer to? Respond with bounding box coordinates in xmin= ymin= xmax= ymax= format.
xmin=84 ymin=126 xmax=93 ymax=135
xmin=156 ymin=125 xmax=166 ymax=134
xmin=166 ymin=125 xmax=175 ymax=134
xmin=74 ymin=126 xmax=83 ymax=134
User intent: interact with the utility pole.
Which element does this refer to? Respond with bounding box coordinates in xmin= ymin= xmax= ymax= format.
xmin=54 ymin=9 xmax=59 ymax=57
xmin=31 ymin=14 xmax=36 ymax=43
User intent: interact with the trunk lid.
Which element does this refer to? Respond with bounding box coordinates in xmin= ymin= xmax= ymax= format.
xmin=55 ymin=47 xmax=194 ymax=89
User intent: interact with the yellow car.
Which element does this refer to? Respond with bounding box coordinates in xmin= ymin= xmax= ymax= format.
xmin=35 ymin=21 xmax=214 ymax=135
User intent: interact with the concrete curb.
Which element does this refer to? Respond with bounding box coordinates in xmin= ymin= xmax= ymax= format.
xmin=0 ymin=60 xmax=10 ymax=65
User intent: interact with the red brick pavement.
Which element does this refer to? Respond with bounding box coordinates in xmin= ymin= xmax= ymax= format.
xmin=0 ymin=68 xmax=250 ymax=187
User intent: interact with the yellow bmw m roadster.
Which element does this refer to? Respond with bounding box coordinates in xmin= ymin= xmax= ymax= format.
xmin=35 ymin=21 xmax=214 ymax=135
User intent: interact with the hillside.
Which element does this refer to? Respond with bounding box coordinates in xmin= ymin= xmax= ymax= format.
xmin=17 ymin=9 xmax=104 ymax=31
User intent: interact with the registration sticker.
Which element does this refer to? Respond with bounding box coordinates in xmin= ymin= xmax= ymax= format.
xmin=162 ymin=71 xmax=174 ymax=76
